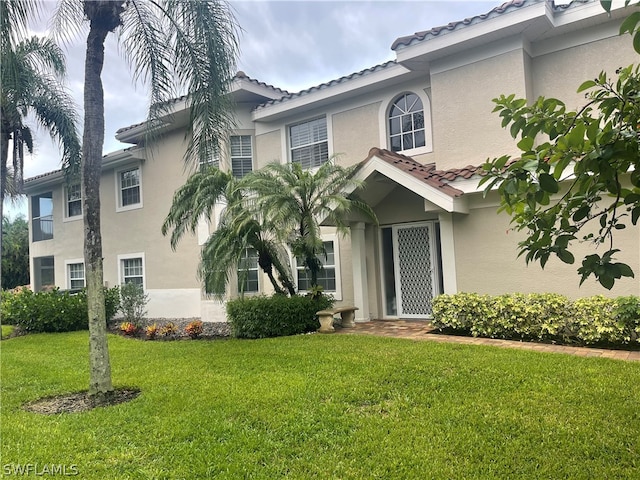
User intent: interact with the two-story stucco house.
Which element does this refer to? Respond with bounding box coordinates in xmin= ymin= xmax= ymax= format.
xmin=24 ymin=0 xmax=640 ymax=323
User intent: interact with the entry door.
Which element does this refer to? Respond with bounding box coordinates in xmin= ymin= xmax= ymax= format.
xmin=392 ymin=222 xmax=438 ymax=318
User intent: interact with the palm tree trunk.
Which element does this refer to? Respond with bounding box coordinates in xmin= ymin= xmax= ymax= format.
xmin=0 ymin=128 xmax=8 ymax=299
xmin=83 ymin=20 xmax=112 ymax=401
xmin=270 ymin=254 xmax=297 ymax=296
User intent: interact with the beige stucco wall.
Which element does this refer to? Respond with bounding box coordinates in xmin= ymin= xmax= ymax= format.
xmin=374 ymin=186 xmax=438 ymax=225
xmin=30 ymin=128 xmax=203 ymax=293
xmin=452 ymin=194 xmax=640 ymax=298
xmin=332 ymin=102 xmax=381 ymax=167
xmin=430 ymin=49 xmax=527 ymax=171
xmin=532 ymin=31 xmax=636 ymax=108
xmin=99 ymin=130 xmax=201 ymax=290
xmin=255 ymin=129 xmax=282 ymax=169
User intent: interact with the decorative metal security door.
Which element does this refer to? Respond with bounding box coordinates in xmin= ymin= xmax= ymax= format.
xmin=392 ymin=222 xmax=438 ymax=318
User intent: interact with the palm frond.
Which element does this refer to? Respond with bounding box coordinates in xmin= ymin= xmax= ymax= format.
xmin=162 ymin=166 xmax=233 ymax=249
xmin=50 ymin=0 xmax=87 ymax=47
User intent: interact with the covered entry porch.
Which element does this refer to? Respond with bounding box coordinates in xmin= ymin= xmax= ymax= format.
xmin=346 ymin=148 xmax=474 ymax=321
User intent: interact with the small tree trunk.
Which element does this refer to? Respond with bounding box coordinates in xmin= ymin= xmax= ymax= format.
xmin=83 ymin=21 xmax=112 ymax=400
xmin=0 ymin=127 xmax=9 ymax=295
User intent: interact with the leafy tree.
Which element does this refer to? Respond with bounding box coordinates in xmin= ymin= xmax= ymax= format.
xmin=245 ymin=161 xmax=377 ymax=288
xmin=54 ymin=0 xmax=238 ymax=401
xmin=162 ymin=167 xmax=296 ymax=297
xmin=481 ymin=7 xmax=640 ymax=289
xmin=0 ymin=0 xmax=81 ymax=295
xmin=1 ymin=215 xmax=29 ymax=289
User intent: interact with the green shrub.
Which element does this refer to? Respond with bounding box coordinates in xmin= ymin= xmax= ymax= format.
xmin=227 ymin=294 xmax=334 ymax=339
xmin=432 ymin=292 xmax=640 ymax=346
xmin=0 ymin=287 xmax=121 ymax=333
xmin=119 ymin=282 xmax=149 ymax=323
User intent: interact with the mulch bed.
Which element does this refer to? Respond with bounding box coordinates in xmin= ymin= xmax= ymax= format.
xmin=24 ymin=388 xmax=141 ymax=415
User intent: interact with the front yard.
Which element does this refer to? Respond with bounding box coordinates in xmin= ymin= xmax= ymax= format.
xmin=1 ymin=332 xmax=639 ymax=479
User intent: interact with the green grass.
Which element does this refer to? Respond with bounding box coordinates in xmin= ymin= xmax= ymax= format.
xmin=1 ymin=324 xmax=15 ymax=339
xmin=2 ymin=332 xmax=639 ymax=479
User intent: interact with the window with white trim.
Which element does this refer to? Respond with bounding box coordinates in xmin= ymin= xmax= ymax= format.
xmin=67 ymin=262 xmax=85 ymax=289
xmin=121 ymin=257 xmax=144 ymax=287
xmin=231 ymin=135 xmax=253 ymax=178
xmin=65 ymin=184 xmax=82 ymax=218
xmin=118 ymin=167 xmax=141 ymax=209
xmin=237 ymin=247 xmax=259 ymax=294
xmin=389 ymin=93 xmax=425 ymax=152
xmin=296 ymin=240 xmax=338 ymax=294
xmin=289 ymin=117 xmax=328 ymax=169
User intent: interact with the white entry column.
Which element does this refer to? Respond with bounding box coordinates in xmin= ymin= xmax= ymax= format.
xmin=350 ymin=222 xmax=369 ymax=322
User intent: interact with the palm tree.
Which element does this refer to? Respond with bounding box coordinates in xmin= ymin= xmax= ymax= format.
xmin=54 ymin=0 xmax=239 ymax=401
xmin=245 ymin=160 xmax=377 ymax=288
xmin=162 ymin=167 xmax=296 ymax=297
xmin=0 ymin=0 xmax=81 ymax=315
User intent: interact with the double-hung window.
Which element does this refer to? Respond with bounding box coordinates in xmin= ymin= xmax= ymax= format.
xmin=118 ymin=167 xmax=141 ymax=209
xmin=231 ymin=135 xmax=253 ymax=178
xmin=121 ymin=257 xmax=144 ymax=288
xmin=66 ymin=184 xmax=82 ymax=219
xmin=238 ymin=248 xmax=259 ymax=294
xmin=67 ymin=262 xmax=85 ymax=289
xmin=296 ymin=240 xmax=337 ymax=294
xmin=289 ymin=117 xmax=328 ymax=169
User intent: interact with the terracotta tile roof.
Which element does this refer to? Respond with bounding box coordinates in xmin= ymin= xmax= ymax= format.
xmin=116 ymin=71 xmax=288 ymax=135
xmin=255 ymin=61 xmax=398 ymax=110
xmin=365 ymin=147 xmax=480 ymax=198
xmin=391 ymin=0 xmax=556 ymax=50
xmin=23 ymin=169 xmax=63 ymax=184
xmin=24 ymin=147 xmax=139 ymax=186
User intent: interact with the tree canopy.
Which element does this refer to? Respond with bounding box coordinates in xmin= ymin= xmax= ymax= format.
xmin=1 ymin=215 xmax=29 ymax=290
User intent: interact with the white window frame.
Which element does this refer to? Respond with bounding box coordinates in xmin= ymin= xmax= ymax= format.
xmin=237 ymin=247 xmax=260 ymax=295
xmin=115 ymin=164 xmax=143 ymax=212
xmin=65 ymin=259 xmax=85 ymax=290
xmin=288 ymin=116 xmax=329 ymax=169
xmin=292 ymin=234 xmax=342 ymax=300
xmin=63 ymin=183 xmax=82 ymax=221
xmin=378 ymin=86 xmax=433 ymax=156
xmin=117 ymin=253 xmax=146 ymax=290
xmin=230 ymin=135 xmax=253 ymax=178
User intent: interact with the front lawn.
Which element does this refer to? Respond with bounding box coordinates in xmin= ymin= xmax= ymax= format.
xmin=1 ymin=332 xmax=639 ymax=479
xmin=1 ymin=324 xmax=14 ymax=339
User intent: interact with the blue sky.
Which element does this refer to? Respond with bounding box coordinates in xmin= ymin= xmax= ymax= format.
xmin=5 ymin=0 xmax=498 ymax=219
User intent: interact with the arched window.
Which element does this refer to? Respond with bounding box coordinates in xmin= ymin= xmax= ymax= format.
xmin=388 ymin=93 xmax=425 ymax=152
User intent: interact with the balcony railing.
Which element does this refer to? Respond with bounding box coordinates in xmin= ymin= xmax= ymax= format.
xmin=32 ymin=216 xmax=53 ymax=242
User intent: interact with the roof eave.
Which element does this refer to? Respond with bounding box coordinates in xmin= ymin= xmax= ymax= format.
xmin=351 ymin=151 xmax=469 ymax=214
xmin=252 ymin=62 xmax=413 ymax=122
xmin=394 ymin=1 xmax=548 ymax=68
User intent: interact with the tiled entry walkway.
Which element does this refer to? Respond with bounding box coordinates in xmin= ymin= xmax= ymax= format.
xmin=334 ymin=320 xmax=640 ymax=362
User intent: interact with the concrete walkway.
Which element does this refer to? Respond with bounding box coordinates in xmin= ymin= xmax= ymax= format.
xmin=334 ymin=319 xmax=640 ymax=362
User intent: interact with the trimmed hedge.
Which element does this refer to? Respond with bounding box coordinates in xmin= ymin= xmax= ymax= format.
xmin=227 ymin=294 xmax=334 ymax=339
xmin=1 ymin=287 xmax=121 ymax=333
xmin=432 ymin=293 xmax=640 ymax=345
